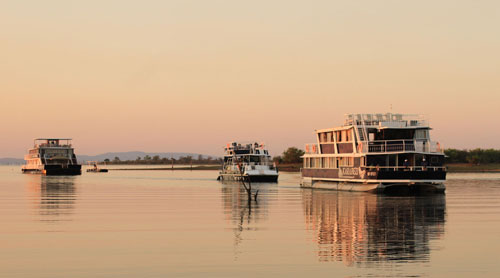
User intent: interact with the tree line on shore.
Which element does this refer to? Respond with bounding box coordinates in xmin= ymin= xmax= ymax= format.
xmin=103 ymin=148 xmax=305 ymax=165
xmin=444 ymin=148 xmax=500 ymax=164
xmin=102 ymin=147 xmax=500 ymax=166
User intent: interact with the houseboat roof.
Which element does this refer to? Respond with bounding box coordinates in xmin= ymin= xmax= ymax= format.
xmin=314 ymin=113 xmax=430 ymax=133
xmin=32 ymin=138 xmax=73 ymax=148
xmin=344 ymin=113 xmax=428 ymax=127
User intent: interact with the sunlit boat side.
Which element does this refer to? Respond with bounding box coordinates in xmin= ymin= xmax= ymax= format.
xmin=22 ymin=138 xmax=82 ymax=175
xmin=301 ymin=113 xmax=446 ymax=193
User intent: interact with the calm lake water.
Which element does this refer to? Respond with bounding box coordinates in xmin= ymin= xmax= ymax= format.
xmin=1 ymin=165 xmax=499 ymax=277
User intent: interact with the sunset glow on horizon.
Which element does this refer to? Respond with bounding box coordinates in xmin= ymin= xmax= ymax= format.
xmin=1 ymin=0 xmax=499 ymax=158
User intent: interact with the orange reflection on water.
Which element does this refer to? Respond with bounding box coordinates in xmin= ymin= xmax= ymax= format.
xmin=303 ymin=190 xmax=446 ymax=265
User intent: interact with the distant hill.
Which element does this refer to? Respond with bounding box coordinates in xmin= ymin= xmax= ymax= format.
xmin=0 ymin=158 xmax=24 ymax=165
xmin=0 ymin=151 xmax=218 ymax=165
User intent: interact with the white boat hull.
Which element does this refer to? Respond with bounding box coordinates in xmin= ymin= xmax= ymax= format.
xmin=301 ymin=177 xmax=445 ymax=194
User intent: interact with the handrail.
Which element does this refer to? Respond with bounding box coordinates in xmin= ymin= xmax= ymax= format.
xmin=364 ymin=166 xmax=446 ymax=171
xmin=362 ymin=140 xmax=443 ymax=153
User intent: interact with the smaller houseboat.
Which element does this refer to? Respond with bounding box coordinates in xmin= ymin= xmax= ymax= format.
xmin=22 ymin=138 xmax=82 ymax=175
xmin=218 ymin=142 xmax=279 ymax=182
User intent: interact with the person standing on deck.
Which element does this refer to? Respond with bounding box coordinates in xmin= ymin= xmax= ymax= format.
xmin=421 ymin=158 xmax=428 ymax=171
xmin=403 ymin=159 xmax=410 ymax=170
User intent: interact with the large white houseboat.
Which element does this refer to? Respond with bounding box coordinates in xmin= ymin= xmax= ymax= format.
xmin=218 ymin=142 xmax=279 ymax=182
xmin=301 ymin=113 xmax=446 ymax=193
xmin=22 ymin=138 xmax=82 ymax=175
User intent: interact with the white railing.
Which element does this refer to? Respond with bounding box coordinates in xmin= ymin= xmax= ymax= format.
xmin=364 ymin=166 xmax=446 ymax=171
xmin=361 ymin=140 xmax=443 ymax=154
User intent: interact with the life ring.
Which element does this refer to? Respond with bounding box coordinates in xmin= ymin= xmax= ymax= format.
xmin=312 ymin=145 xmax=317 ymax=153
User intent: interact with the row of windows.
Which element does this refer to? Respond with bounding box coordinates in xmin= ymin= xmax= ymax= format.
xmin=318 ymin=129 xmax=354 ymax=143
xmin=304 ymin=157 xmax=354 ymax=168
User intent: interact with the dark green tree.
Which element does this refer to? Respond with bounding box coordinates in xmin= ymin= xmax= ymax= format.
xmin=280 ymin=147 xmax=305 ymax=164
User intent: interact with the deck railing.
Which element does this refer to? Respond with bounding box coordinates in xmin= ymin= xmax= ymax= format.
xmin=362 ymin=140 xmax=443 ymax=154
xmin=364 ymin=166 xmax=446 ymax=171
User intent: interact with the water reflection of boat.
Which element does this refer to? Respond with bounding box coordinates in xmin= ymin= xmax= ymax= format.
xmin=26 ymin=175 xmax=77 ymax=223
xmin=221 ymin=183 xmax=270 ymax=259
xmin=302 ymin=189 xmax=445 ymax=265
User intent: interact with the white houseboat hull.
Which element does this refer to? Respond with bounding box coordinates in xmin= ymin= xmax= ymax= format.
xmin=301 ymin=177 xmax=445 ymax=194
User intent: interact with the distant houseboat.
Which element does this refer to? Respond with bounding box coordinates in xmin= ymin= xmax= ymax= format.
xmin=218 ymin=142 xmax=279 ymax=182
xmin=301 ymin=113 xmax=446 ymax=193
xmin=22 ymin=138 xmax=82 ymax=175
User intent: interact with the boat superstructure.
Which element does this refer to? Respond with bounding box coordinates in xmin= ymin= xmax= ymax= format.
xmin=22 ymin=138 xmax=82 ymax=175
xmin=301 ymin=113 xmax=446 ymax=193
xmin=218 ymin=142 xmax=279 ymax=182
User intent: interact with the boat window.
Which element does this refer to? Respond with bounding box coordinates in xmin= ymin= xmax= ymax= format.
xmin=369 ymin=133 xmax=375 ymax=141
xmin=338 ymin=157 xmax=353 ymax=167
xmin=253 ymin=156 xmax=262 ymax=163
xmin=345 ymin=130 xmax=352 ymax=141
xmin=376 ymin=129 xmax=415 ymax=140
xmin=329 ymin=157 xmax=336 ymax=168
xmin=415 ymin=129 xmax=428 ymax=139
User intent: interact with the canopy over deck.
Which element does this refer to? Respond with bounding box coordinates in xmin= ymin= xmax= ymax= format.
xmin=33 ymin=138 xmax=73 ymax=147
xmin=344 ymin=113 xmax=429 ymax=128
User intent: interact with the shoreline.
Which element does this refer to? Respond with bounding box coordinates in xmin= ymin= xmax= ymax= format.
xmin=109 ymin=165 xmax=220 ymax=171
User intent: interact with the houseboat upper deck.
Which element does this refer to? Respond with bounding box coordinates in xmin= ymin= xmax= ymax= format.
xmin=301 ymin=113 xmax=446 ymax=193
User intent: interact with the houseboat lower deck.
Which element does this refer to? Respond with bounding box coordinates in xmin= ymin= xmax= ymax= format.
xmin=301 ymin=166 xmax=446 ymax=194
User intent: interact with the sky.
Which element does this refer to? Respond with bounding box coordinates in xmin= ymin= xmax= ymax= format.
xmin=1 ymin=0 xmax=499 ymax=158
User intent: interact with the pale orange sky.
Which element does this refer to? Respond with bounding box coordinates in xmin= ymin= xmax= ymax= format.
xmin=1 ymin=0 xmax=499 ymax=157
